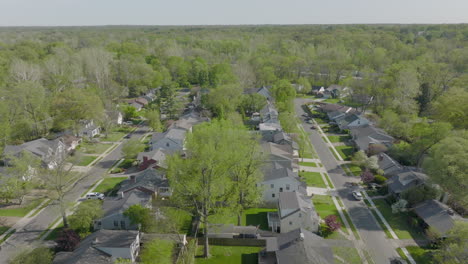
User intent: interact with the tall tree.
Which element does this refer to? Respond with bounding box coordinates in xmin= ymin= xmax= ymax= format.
xmin=433 ymin=221 xmax=468 ymax=264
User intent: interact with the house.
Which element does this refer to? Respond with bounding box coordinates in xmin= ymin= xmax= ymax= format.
xmin=259 ymin=122 xmax=282 ymax=131
xmin=130 ymin=101 xmax=143 ymax=111
xmin=413 ymin=199 xmax=463 ymax=237
xmin=119 ymin=168 xmax=172 ymax=197
xmin=258 ymin=228 xmax=335 ymax=264
xmin=350 ymin=125 xmax=394 ymax=154
xmin=272 ymin=132 xmax=299 ymax=152
xmin=135 ymin=97 xmax=149 ymax=106
xmin=260 ymin=103 xmax=279 ymax=124
xmin=259 ymin=162 xmax=306 ymax=204
xmin=169 ymin=111 xmax=209 ymax=133
xmin=59 ymin=134 xmax=82 ymax=152
xmin=334 ymin=113 xmax=369 ymax=130
xmin=377 ymin=153 xmax=403 ymax=177
xmin=311 ymin=86 xmax=325 ymax=96
xmin=53 ymin=230 xmax=140 ymax=264
xmin=94 ymin=190 xmax=152 ymax=231
xmin=4 ymin=138 xmax=66 ymax=169
xmin=105 ymin=110 xmax=123 ymax=125
xmin=78 ymin=120 xmax=101 ymax=139
xmin=267 ymin=192 xmax=319 ymax=233
xmin=244 ymin=86 xmax=273 ymax=101
xmin=207 ymin=224 xmax=259 ymax=239
xmin=150 ymin=128 xmax=186 ymax=152
xmin=137 ymin=147 xmax=174 ymax=170
xmin=323 ymin=85 xmax=349 ymax=99
xmin=387 ymin=168 xmax=428 ymax=196
xmin=261 ymin=142 xmax=298 ymax=172
xmin=316 ymin=103 xmax=356 ymax=114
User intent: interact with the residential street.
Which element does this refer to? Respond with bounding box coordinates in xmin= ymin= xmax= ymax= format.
xmin=294 ymin=98 xmax=400 ymax=264
xmin=0 ymin=125 xmax=150 ymax=263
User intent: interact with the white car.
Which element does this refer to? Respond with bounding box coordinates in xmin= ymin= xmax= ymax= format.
xmin=86 ymin=192 xmax=104 ymax=200
xmin=352 ymin=191 xmax=363 ymax=200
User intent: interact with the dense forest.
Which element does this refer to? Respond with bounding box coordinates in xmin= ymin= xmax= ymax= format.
xmin=0 ymin=24 xmax=466 ymax=208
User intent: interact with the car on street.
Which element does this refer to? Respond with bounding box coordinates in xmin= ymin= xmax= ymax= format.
xmin=86 ymin=192 xmax=105 ymax=200
xmin=124 ymin=121 xmax=133 ymax=125
xmin=352 ymin=191 xmax=363 ymax=200
xmin=124 ymin=134 xmax=131 ymax=139
xmin=310 ymin=125 xmax=316 ymax=129
xmin=306 ymin=119 xmax=313 ymax=124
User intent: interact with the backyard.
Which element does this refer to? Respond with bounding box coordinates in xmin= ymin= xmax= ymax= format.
xmin=299 ymin=171 xmax=327 ymax=188
xmin=93 ymin=177 xmax=127 ymax=196
xmin=195 ymin=246 xmax=260 ymax=264
xmin=373 ymin=199 xmax=426 ymax=240
xmin=208 ymin=208 xmax=276 ymax=231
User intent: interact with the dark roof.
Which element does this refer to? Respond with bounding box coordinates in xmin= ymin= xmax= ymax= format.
xmin=278 ymin=192 xmax=316 ymax=219
xmin=387 ymin=168 xmax=428 ymax=194
xmin=266 ymin=228 xmax=335 ymax=264
xmin=317 ymin=103 xmax=356 ymax=114
xmin=350 ymin=125 xmax=394 ymax=148
xmin=4 ymin=138 xmax=63 ymax=164
xmin=414 ymin=200 xmax=455 ymax=236
xmin=119 ymin=169 xmax=168 ymax=194
xmin=377 ymin=153 xmax=402 ymax=177
xmin=53 ymin=230 xmax=139 ymax=264
xmin=102 ymin=190 xmax=152 ymax=217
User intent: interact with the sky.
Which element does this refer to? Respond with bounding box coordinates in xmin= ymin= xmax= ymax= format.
xmin=0 ymin=0 xmax=467 ymax=26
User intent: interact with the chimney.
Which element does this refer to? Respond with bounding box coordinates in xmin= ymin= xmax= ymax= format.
xmin=119 ymin=191 xmax=124 ymax=199
xmin=130 ymin=175 xmax=136 ymax=183
xmin=299 ymin=232 xmax=304 ymax=241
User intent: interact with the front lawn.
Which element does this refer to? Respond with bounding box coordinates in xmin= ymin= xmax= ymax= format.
xmin=118 ymin=159 xmax=136 ymax=169
xmin=405 ymin=246 xmax=435 ymax=263
xmin=333 ymin=247 xmax=362 ymax=264
xmin=373 ymin=200 xmax=425 ymax=240
xmin=335 ymin=146 xmax=355 ymax=160
xmin=0 ymin=198 xmax=45 ymax=217
xmin=76 ymin=155 xmax=98 ymax=166
xmin=0 ymin=226 xmax=9 ymax=236
xmin=299 ymin=171 xmax=327 ymax=188
xmin=344 ymin=164 xmax=362 ymax=177
xmin=312 ymin=195 xmax=347 ymax=235
xmin=102 ymin=132 xmax=127 ymax=142
xmin=299 ymin=161 xmax=317 ymax=167
xmin=195 ymin=246 xmax=260 ymax=264
xmin=79 ymin=142 xmax=113 ymax=154
xmin=93 ymin=177 xmax=127 ymax=196
xmin=327 ymin=135 xmax=351 ymax=143
xmin=323 ymin=98 xmax=341 ymax=104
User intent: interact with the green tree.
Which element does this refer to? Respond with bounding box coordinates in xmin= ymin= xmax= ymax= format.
xmin=123 ymin=204 xmax=155 ymax=232
xmin=9 ymin=247 xmax=53 ymax=264
xmin=69 ymin=199 xmax=103 ymax=237
xmin=433 ymin=221 xmax=468 ymax=264
xmin=409 ymin=121 xmax=452 ymax=167
xmin=122 ymin=105 xmax=138 ymax=121
xmin=145 ymin=108 xmax=162 ymax=132
xmin=271 ymin=79 xmax=296 ymax=112
xmin=121 ymin=139 xmax=145 ymax=159
xmin=204 ymin=84 xmax=242 ymax=119
xmin=423 ymin=130 xmax=468 ymax=207
xmin=431 ymin=87 xmax=468 ymax=129
xmin=239 ymin=93 xmax=267 ymax=116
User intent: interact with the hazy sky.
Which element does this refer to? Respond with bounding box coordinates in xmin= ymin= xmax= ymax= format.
xmin=1 ymin=0 xmax=467 ymax=26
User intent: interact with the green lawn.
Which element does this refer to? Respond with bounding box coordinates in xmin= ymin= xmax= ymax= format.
xmin=299 ymin=171 xmax=327 ymax=188
xmin=208 ymin=208 xmax=276 ymax=231
xmin=373 ymin=200 xmax=425 ymax=240
xmin=0 ymin=198 xmax=45 ymax=217
xmin=323 ymin=98 xmax=341 ymax=104
xmin=195 ymin=246 xmax=260 ymax=264
xmin=312 ymin=195 xmax=347 ymax=234
xmin=93 ymin=177 xmax=127 ymax=196
xmin=102 ymin=132 xmax=127 ymax=142
xmin=45 ymin=222 xmax=64 ymax=241
xmin=79 ymin=142 xmax=113 ymax=154
xmin=406 ymin=246 xmax=435 ymax=263
xmin=76 ymin=155 xmax=98 ymax=166
xmin=160 ymin=207 xmax=193 ymax=234
xmin=299 ymin=161 xmax=317 ymax=167
xmin=141 ymin=238 xmax=174 ymax=264
xmin=333 ymin=247 xmax=362 ymax=264
xmin=327 ymin=135 xmax=351 ymax=143
xmin=335 ymin=145 xmax=355 ymax=160
xmin=118 ymin=159 xmax=136 ymax=169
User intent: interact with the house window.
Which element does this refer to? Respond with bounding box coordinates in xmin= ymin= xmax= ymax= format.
xmin=166 ymin=142 xmax=170 ymax=147
xmin=286 ymin=184 xmax=290 ymax=191
xmin=270 ymin=184 xmax=274 ymax=188
xmin=272 ymin=193 xmax=275 ymax=198
xmin=121 ymin=221 xmax=126 ymax=229
xmin=299 ymin=213 xmax=301 ymax=218
xmin=289 ymin=221 xmax=292 ymax=225
xmin=114 ymin=220 xmax=118 ymax=227
xmin=279 ymin=187 xmax=283 ymax=192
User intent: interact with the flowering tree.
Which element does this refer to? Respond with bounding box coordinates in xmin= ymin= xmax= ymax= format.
xmin=55 ymin=229 xmax=81 ymax=252
xmin=361 ymin=170 xmax=375 ymax=183
xmin=324 ymin=215 xmax=341 ymax=231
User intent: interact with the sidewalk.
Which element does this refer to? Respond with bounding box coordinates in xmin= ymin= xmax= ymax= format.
xmin=299 ymin=165 xmax=326 ymax=173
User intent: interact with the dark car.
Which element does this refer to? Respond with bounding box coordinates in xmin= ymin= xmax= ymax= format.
xmin=124 ymin=134 xmax=131 ymax=139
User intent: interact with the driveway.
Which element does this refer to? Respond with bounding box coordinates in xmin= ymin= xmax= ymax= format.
xmin=295 ymin=98 xmax=400 ymax=264
xmin=0 ymin=125 xmax=150 ymax=263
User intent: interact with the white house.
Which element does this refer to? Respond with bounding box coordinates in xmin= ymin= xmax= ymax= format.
xmin=259 ymin=162 xmax=306 ymax=204
xmin=268 ymin=192 xmax=320 ymax=233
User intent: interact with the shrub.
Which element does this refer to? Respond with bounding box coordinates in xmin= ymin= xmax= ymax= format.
xmin=361 ymin=170 xmax=375 ymax=183
xmin=374 ymin=175 xmax=387 ymax=184
xmin=55 ymin=228 xmax=81 ymax=252
xmin=319 ymin=223 xmax=332 ymax=238
xmin=9 ymin=247 xmax=53 ymax=264
xmin=324 ymin=215 xmax=341 ymax=231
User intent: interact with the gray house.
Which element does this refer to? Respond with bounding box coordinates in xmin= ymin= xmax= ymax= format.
xmin=334 ymin=113 xmax=369 ymax=131
xmin=259 ymin=162 xmax=306 ymax=204
xmin=387 ymin=169 xmax=428 ymax=196
xmin=53 ymin=230 xmax=140 ymax=264
xmin=244 ymin=86 xmax=273 ymax=101
xmin=258 ymin=228 xmax=335 ymax=264
xmin=268 ymin=192 xmax=320 ymax=233
xmin=377 ymin=153 xmax=403 ymax=177
xmin=262 ymin=142 xmax=298 ymax=172
xmin=94 ymin=190 xmax=152 ymax=231
xmin=317 ymin=103 xmax=356 ymax=114
xmin=4 ymin=138 xmax=66 ymax=169
xmin=78 ymin=120 xmax=101 ymax=139
xmin=350 ymin=125 xmax=394 ymax=154
xmin=150 ymin=128 xmax=186 ymax=152
xmin=119 ymin=168 xmax=172 ymax=198
xmin=413 ymin=199 xmax=462 ymax=237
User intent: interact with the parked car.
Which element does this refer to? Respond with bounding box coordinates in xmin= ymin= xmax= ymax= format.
xmin=124 ymin=121 xmax=133 ymax=125
xmin=352 ymin=191 xmax=363 ymax=200
xmin=124 ymin=134 xmax=131 ymax=139
xmin=86 ymin=192 xmax=104 ymax=200
xmin=310 ymin=125 xmax=316 ymax=129
xmin=306 ymin=120 xmax=313 ymax=124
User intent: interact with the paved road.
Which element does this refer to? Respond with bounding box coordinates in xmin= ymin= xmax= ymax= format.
xmin=295 ymin=98 xmax=399 ymax=264
xmin=0 ymin=125 xmax=150 ymax=262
